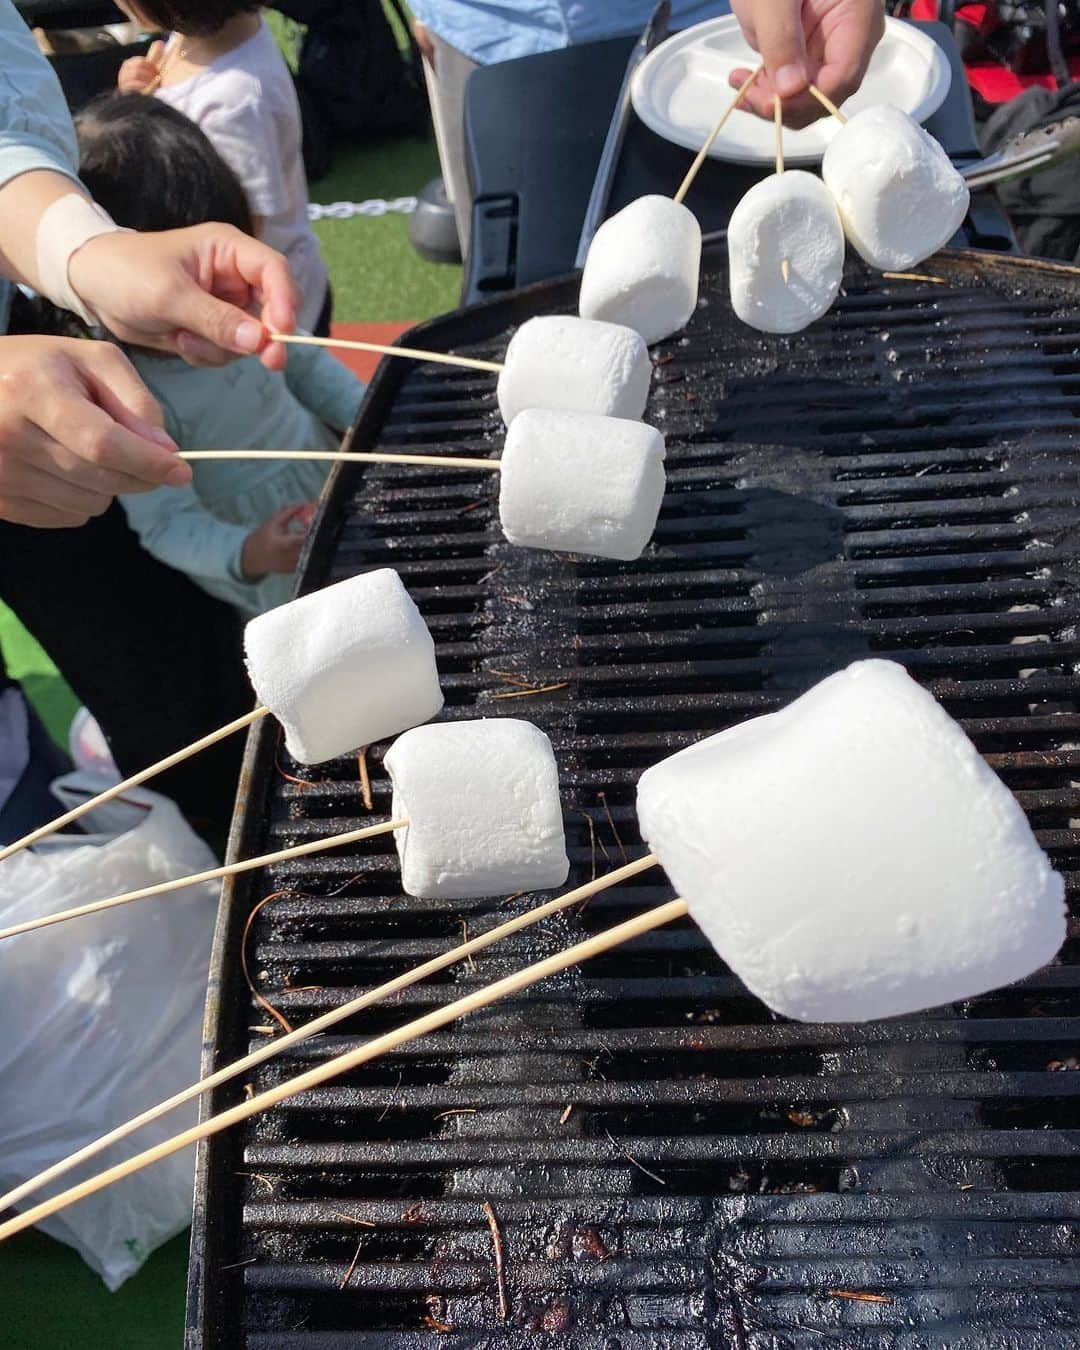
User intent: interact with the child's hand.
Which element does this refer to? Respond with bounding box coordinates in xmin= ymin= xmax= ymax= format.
xmin=240 ymin=503 xmax=312 ymax=579
xmin=118 ymin=40 xmax=165 ymax=94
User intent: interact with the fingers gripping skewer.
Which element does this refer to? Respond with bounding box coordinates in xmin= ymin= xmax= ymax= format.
xmin=773 ymin=96 xmax=791 ymax=284
xmin=673 ymin=64 xmax=762 ymax=205
xmin=0 ymin=896 xmax=689 ymax=1244
xmin=0 ymin=706 xmax=268 ymax=865
xmin=0 ymin=854 xmax=659 ymax=1212
xmin=269 ymin=332 xmax=504 ymax=374
xmin=0 ymin=818 xmax=408 ymax=941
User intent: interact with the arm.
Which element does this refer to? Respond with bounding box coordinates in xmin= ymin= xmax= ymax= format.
xmin=120 ymin=482 xmax=251 ymax=589
xmin=729 ymin=0 xmax=884 ymax=128
xmin=283 ymin=344 xmax=366 ymax=433
xmin=0 ymin=2 xmax=295 ymax=368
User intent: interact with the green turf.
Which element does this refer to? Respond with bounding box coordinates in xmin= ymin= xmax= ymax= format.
xmin=0 ymin=1229 xmax=191 ymax=1350
xmin=1 ymin=25 xmax=461 ymax=1340
xmin=310 ymin=137 xmax=464 ymax=322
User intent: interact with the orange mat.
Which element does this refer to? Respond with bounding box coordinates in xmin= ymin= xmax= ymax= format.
xmin=327 ymin=321 xmax=414 ymax=383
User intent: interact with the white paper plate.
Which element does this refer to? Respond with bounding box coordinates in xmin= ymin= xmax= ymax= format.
xmin=631 ymin=15 xmax=952 ymax=166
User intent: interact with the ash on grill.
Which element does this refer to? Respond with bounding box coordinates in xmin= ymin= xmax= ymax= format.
xmin=186 ymin=250 xmax=1080 ymax=1348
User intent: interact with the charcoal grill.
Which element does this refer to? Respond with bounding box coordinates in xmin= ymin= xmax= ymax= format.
xmin=187 ymin=245 xmax=1080 ymax=1347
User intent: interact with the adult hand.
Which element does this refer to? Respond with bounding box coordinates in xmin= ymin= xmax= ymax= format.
xmin=0 ymin=336 xmax=189 ymax=528
xmin=68 ymin=223 xmax=297 ymax=372
xmin=240 ymin=502 xmax=311 ymax=578
xmin=117 ymin=39 xmax=164 ymax=93
xmin=729 ymin=0 xmax=885 ymax=128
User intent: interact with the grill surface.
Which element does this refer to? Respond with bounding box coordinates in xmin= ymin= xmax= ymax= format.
xmin=187 ymin=248 xmax=1080 ymax=1348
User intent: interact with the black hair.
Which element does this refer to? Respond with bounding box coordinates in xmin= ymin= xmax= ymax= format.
xmin=74 ymin=92 xmax=254 ymax=236
xmin=128 ymin=0 xmax=258 ymax=39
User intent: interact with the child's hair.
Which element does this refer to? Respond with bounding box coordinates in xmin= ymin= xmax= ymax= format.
xmin=75 ymin=93 xmax=254 ymax=235
xmin=125 ymin=0 xmax=258 ymax=38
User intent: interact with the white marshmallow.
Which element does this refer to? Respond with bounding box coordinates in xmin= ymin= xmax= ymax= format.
xmin=384 ymin=718 xmax=570 ymax=899
xmin=637 ymin=659 xmax=1066 ymax=1023
xmin=499 ymin=408 xmax=666 ymax=561
xmin=822 ymin=105 xmax=970 ymax=270
xmin=496 ymin=315 xmax=651 ymax=426
xmin=244 ymin=568 xmax=443 ymax=765
xmin=727 ymin=170 xmax=845 ymax=335
xmin=579 ymin=195 xmax=702 ymax=345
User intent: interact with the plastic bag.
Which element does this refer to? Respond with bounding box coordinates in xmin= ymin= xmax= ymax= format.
xmin=0 ymin=773 xmax=219 ymax=1290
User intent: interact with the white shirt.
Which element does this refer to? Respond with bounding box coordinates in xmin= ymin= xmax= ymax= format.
xmin=156 ymin=21 xmax=328 ymax=331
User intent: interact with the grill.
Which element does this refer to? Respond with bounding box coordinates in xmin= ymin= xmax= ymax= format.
xmin=187 ymin=246 xmax=1080 ymax=1348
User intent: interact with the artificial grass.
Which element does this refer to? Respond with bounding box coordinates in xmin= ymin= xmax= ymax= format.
xmin=310 ymin=136 xmax=464 ymax=322
xmin=0 ymin=1230 xmax=190 ymax=1350
xmin=0 ymin=604 xmax=79 ymax=746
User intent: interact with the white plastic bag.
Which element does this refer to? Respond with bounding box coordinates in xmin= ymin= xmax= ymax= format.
xmin=0 ymin=773 xmax=219 ymax=1290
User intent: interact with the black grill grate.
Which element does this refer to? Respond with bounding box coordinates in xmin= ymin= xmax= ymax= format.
xmin=187 ymin=250 xmax=1080 ymax=1348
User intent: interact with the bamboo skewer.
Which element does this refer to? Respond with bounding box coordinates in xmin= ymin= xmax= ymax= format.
xmin=269 ymin=331 xmax=504 ymax=375
xmin=0 ymin=854 xmax=659 ymax=1213
xmin=180 ymin=450 xmax=500 ymax=471
xmin=808 ymin=83 xmax=848 ymax=124
xmin=775 ymin=96 xmax=791 ymax=285
xmin=0 ymin=896 xmax=689 ymax=1244
xmin=0 ymin=706 xmax=268 ymax=866
xmin=0 ymin=818 xmax=408 ymax=941
xmin=673 ymin=64 xmax=763 ymax=205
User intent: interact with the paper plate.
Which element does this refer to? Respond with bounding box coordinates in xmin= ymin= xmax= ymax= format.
xmin=631 ymin=15 xmax=952 ymax=166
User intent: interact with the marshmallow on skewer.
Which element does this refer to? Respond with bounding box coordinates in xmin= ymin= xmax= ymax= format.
xmin=728 ymin=170 xmax=845 ymax=334
xmin=498 ymin=408 xmax=666 ymax=562
xmin=637 ymin=659 xmax=1066 ymax=1023
xmin=245 ymin=568 xmax=443 ymax=765
xmin=496 ymin=316 xmax=651 ymax=426
xmin=579 ymin=195 xmax=702 ymax=345
xmin=385 ymin=718 xmax=569 ymax=899
xmin=821 ymin=105 xmax=970 ymax=271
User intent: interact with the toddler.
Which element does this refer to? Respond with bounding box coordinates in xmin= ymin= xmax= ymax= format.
xmin=116 ymin=0 xmax=330 ymax=333
xmin=76 ymin=94 xmax=364 ymax=616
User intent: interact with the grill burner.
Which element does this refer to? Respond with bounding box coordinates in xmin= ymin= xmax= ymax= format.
xmin=187 ymin=249 xmax=1080 ymax=1347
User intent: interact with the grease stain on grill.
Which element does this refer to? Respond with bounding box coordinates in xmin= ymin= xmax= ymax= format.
xmin=189 ymin=252 xmax=1080 ymax=1348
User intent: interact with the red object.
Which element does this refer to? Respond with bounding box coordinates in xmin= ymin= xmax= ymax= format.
xmin=328 ymin=320 xmax=414 ymax=383
xmin=910 ymin=0 xmax=1080 ymax=102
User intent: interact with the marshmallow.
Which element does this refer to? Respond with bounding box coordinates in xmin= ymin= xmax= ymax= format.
xmin=822 ymin=105 xmax=970 ymax=270
xmin=499 ymin=408 xmax=666 ymax=561
xmin=727 ymin=170 xmax=845 ymax=335
xmin=637 ymin=659 xmax=1066 ymax=1023
xmin=579 ymin=195 xmax=702 ymax=345
xmin=384 ymin=718 xmax=570 ymax=899
xmin=244 ymin=568 xmax=443 ymax=764
xmin=497 ymin=315 xmax=652 ymax=426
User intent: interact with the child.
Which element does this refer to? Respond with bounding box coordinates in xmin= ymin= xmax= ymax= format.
xmin=116 ymin=0 xmax=330 ymax=334
xmin=75 ymin=93 xmax=364 ymax=617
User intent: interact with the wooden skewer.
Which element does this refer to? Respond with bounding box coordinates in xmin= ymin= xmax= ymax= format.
xmin=0 ymin=817 xmax=408 ymax=941
xmin=0 ymin=854 xmax=659 ymax=1212
xmin=808 ymin=83 xmax=848 ymax=124
xmin=0 ymin=706 xmax=268 ymax=866
xmin=775 ymin=96 xmax=791 ymax=284
xmin=180 ymin=450 xmax=500 ymax=471
xmin=673 ymin=64 xmax=762 ymax=205
xmin=0 ymin=896 xmax=688 ymax=1244
xmin=270 ymin=332 xmax=504 ymax=375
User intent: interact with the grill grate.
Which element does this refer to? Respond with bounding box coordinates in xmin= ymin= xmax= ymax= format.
xmin=187 ymin=250 xmax=1080 ymax=1348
